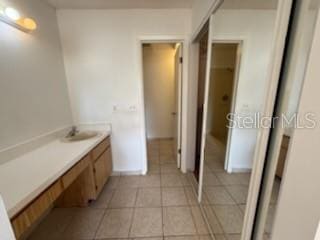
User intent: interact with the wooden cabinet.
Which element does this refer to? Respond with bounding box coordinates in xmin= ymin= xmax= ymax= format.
xmin=93 ymin=148 xmax=112 ymax=195
xmin=11 ymin=136 xmax=112 ymax=240
xmin=92 ymin=138 xmax=110 ymax=160
xmin=91 ymin=137 xmax=112 ymax=197
xmin=62 ymin=154 xmax=91 ymax=189
xmin=11 ymin=180 xmax=63 ymax=239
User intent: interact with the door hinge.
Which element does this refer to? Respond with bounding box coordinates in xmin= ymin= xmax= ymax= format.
xmin=180 ymin=57 xmax=183 ymax=64
xmin=178 ymin=149 xmax=182 ymax=154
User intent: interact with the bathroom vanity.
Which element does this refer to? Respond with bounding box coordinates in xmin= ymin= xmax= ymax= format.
xmin=0 ymin=132 xmax=112 ymax=239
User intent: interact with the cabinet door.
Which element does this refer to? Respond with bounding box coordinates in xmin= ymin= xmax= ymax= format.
xmin=94 ymin=148 xmax=112 ymax=195
xmin=11 ymin=180 xmax=63 ymax=239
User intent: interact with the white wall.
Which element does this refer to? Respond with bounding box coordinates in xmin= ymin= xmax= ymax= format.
xmin=210 ymin=10 xmax=277 ymax=170
xmin=0 ymin=0 xmax=72 ymax=150
xmin=143 ymin=44 xmax=175 ymax=139
xmin=206 ymin=44 xmax=237 ymax=136
xmin=57 ymin=9 xmax=191 ymax=173
xmin=192 ymin=0 xmax=218 ymax=36
xmin=272 ymin=9 xmax=320 ymax=240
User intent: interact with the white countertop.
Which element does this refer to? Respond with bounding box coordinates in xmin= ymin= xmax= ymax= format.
xmin=0 ymin=131 xmax=110 ymax=218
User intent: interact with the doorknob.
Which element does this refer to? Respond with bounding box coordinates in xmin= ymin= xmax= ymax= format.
xmin=172 ymin=112 xmax=177 ymax=116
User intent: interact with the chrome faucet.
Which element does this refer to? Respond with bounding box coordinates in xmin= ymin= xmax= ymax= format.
xmin=66 ymin=126 xmax=79 ymax=138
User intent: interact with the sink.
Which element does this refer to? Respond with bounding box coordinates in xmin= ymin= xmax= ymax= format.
xmin=62 ymin=131 xmax=100 ymax=142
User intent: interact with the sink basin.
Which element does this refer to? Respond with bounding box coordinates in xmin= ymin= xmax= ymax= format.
xmin=62 ymin=131 xmax=100 ymax=142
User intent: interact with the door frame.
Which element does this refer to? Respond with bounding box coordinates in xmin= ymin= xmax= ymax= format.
xmin=137 ymin=36 xmax=188 ymax=175
xmin=211 ymin=39 xmax=243 ymax=173
xmin=174 ymin=44 xmax=183 ymax=169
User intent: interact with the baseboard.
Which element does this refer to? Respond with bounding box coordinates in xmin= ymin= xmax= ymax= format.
xmin=111 ymin=170 xmax=143 ymax=176
xmin=231 ymin=168 xmax=252 ymax=173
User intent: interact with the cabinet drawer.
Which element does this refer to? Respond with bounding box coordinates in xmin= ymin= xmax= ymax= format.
xmin=11 ymin=180 xmax=63 ymax=239
xmin=94 ymin=148 xmax=112 ymax=195
xmin=62 ymin=155 xmax=90 ymax=189
xmin=92 ymin=137 xmax=110 ymax=161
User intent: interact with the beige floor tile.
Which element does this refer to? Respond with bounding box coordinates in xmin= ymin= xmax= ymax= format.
xmin=199 ymin=236 xmax=212 ymax=240
xmin=203 ymin=206 xmax=223 ymax=234
xmin=162 ymin=188 xmax=188 ymax=206
xmin=214 ymin=235 xmax=227 ymax=240
xmin=163 ymin=206 xmax=197 ymax=236
xmin=212 ymin=205 xmax=244 ymax=234
xmin=165 ymin=236 xmax=199 ymax=240
xmin=119 ymin=176 xmax=141 ymax=188
xmin=184 ymin=187 xmax=198 ymax=206
xmin=63 ymin=208 xmax=104 ymax=239
xmin=89 ymin=187 xmax=114 ymax=209
xmin=161 ymin=174 xmax=183 ymax=187
xmin=200 ymin=190 xmax=211 ymax=206
xmin=136 ymin=188 xmax=161 ymax=207
xmin=225 ymin=234 xmax=241 ymax=240
xmin=109 ymin=188 xmax=137 ymax=208
xmin=207 ymin=161 xmax=225 ymax=173
xmin=159 ymin=149 xmax=174 ymax=155
xmin=148 ymin=163 xmax=161 ymax=174
xmin=238 ymin=204 xmax=246 ymax=214
xmin=203 ymin=173 xmax=222 ymax=186
xmin=96 ymin=208 xmax=133 ymax=239
xmin=204 ymin=187 xmax=236 ymax=205
xmin=134 ymin=238 xmax=163 ymax=240
xmin=225 ymin=185 xmax=248 ymax=204
xmin=161 ymin=163 xmax=180 ymax=174
xmin=149 ymin=156 xmax=160 ymax=164
xmin=190 ymin=206 xmax=209 ymax=235
xmin=148 ymin=148 xmax=159 ymax=156
xmin=216 ymin=173 xmax=242 ymax=186
xmin=105 ymin=176 xmax=120 ymax=189
xmin=203 ymin=165 xmax=213 ymax=174
xmin=180 ymin=174 xmax=192 ymax=186
xmin=140 ymin=175 xmax=161 ymax=187
xmin=28 ymin=208 xmax=76 ymax=240
xmin=160 ymin=155 xmax=175 ymax=164
xmin=130 ymin=208 xmax=163 ymax=237
xmin=237 ymin=173 xmax=251 ymax=185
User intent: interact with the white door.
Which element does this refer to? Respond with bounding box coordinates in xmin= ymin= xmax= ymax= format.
xmin=173 ymin=44 xmax=182 ymax=169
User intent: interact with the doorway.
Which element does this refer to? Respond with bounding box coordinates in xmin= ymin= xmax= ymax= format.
xmin=206 ymin=42 xmax=241 ymax=172
xmin=142 ymin=42 xmax=183 ymax=173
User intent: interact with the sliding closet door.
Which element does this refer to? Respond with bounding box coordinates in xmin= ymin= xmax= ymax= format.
xmin=194 ymin=23 xmax=209 ymax=181
xmin=253 ymin=0 xmax=320 ymax=239
xmin=196 ymin=16 xmax=214 ymax=200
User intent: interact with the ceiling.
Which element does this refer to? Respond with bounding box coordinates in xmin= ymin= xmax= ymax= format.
xmin=221 ymin=0 xmax=279 ymax=10
xmin=45 ymin=0 xmax=280 ymax=10
xmin=46 ymin=0 xmax=194 ymax=9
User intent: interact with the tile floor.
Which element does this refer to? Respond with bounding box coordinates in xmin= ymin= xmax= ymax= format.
xmin=27 ymin=138 xmax=280 ymax=240
xmin=28 ymin=139 xmax=210 ymax=240
xmin=201 ymin=136 xmax=280 ymax=240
